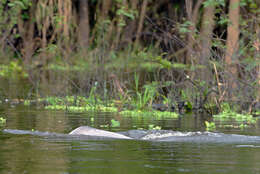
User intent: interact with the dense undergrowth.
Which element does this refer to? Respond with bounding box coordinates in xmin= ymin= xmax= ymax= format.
xmin=0 ymin=0 xmax=259 ymax=132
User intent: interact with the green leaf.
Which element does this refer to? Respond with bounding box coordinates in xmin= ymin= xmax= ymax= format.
xmin=111 ymin=119 xmax=120 ymax=127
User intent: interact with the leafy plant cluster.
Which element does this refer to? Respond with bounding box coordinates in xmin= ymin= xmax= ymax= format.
xmin=204 ymin=103 xmax=258 ymax=131
xmin=0 ymin=117 xmax=6 ymax=126
xmin=0 ymin=61 xmax=28 ymax=79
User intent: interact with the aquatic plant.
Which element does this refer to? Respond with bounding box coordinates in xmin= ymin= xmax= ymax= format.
xmin=239 ymin=124 xmax=249 ymax=130
xmin=211 ymin=102 xmax=258 ymax=130
xmin=120 ymin=109 xmax=179 ymax=118
xmin=100 ymin=124 xmax=109 ymax=128
xmin=87 ymin=82 xmax=100 ymax=106
xmin=45 ymin=104 xmax=118 ymax=113
xmin=43 ymin=95 xmax=179 ymax=119
xmin=0 ymin=117 xmax=6 ymax=125
xmin=0 ymin=61 xmax=28 ymax=79
xmin=24 ymin=100 xmax=31 ymax=106
xmin=213 ymin=110 xmax=257 ymax=124
xmin=111 ymin=119 xmax=120 ymax=127
xmin=205 ymin=121 xmax=216 ymax=131
xmin=148 ymin=124 xmax=161 ymax=130
xmin=132 ymin=73 xmax=157 ymax=110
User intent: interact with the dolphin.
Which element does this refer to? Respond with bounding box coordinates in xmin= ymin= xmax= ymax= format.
xmin=4 ymin=126 xmax=260 ymax=144
xmin=69 ymin=126 xmax=132 ymax=139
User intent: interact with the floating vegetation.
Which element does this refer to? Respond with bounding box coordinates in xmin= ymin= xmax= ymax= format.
xmin=111 ymin=119 xmax=120 ymax=127
xmin=213 ymin=110 xmax=257 ymax=124
xmin=100 ymin=124 xmax=109 ymax=128
xmin=45 ymin=104 xmax=118 ymax=113
xmin=212 ymin=103 xmax=258 ymax=130
xmin=39 ymin=96 xmax=180 ymax=118
xmin=23 ymin=100 xmax=31 ymax=106
xmin=45 ymin=103 xmax=179 ymax=118
xmin=199 ymin=103 xmax=259 ymax=131
xmin=120 ymin=110 xmax=179 ymax=118
xmin=0 ymin=61 xmax=28 ymax=79
xmin=205 ymin=121 xmax=216 ymax=131
xmin=0 ymin=117 xmax=6 ymax=125
xmin=148 ymin=124 xmax=162 ymax=130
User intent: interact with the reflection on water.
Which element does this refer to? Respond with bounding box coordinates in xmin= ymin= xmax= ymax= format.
xmin=0 ymin=105 xmax=260 ymax=174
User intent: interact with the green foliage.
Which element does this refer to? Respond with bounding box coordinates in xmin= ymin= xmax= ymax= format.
xmin=241 ymin=56 xmax=260 ymax=71
xmin=136 ymin=85 xmax=155 ymax=109
xmin=42 ymin=94 xmax=179 ymax=119
xmin=0 ymin=117 xmax=6 ymax=125
xmin=178 ymin=21 xmax=193 ymax=34
xmin=116 ymin=7 xmax=135 ymax=20
xmin=8 ymin=0 xmax=32 ymax=10
xmin=213 ymin=103 xmax=257 ymax=129
xmin=133 ymin=74 xmax=157 ymax=110
xmin=111 ymin=119 xmax=120 ymax=127
xmin=120 ymin=110 xmax=179 ymax=118
xmin=100 ymin=124 xmax=109 ymax=128
xmin=87 ymin=82 xmax=99 ymax=106
xmin=0 ymin=61 xmax=28 ymax=79
xmin=240 ymin=0 xmax=258 ymax=8
xmin=202 ymin=102 xmax=259 ymax=131
xmin=115 ymin=3 xmax=136 ymax=27
xmin=106 ymin=47 xmax=190 ymax=74
xmin=105 ymin=47 xmax=162 ymax=72
xmin=45 ymin=104 xmax=118 ymax=113
xmin=205 ymin=121 xmax=216 ymax=131
xmin=0 ymin=0 xmax=258 ymax=119
xmin=148 ymin=124 xmax=161 ymax=130
xmin=7 ymin=0 xmax=32 ymax=20
xmin=185 ymin=101 xmax=193 ymax=111
xmin=218 ymin=16 xmax=229 ymax=25
xmin=24 ymin=100 xmax=30 ymax=106
xmin=203 ymin=0 xmax=225 ymax=7
xmin=214 ymin=110 xmax=256 ymax=124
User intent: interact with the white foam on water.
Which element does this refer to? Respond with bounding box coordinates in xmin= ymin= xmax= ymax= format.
xmin=235 ymin=145 xmax=260 ymax=148
xmin=141 ymin=131 xmax=195 ymax=140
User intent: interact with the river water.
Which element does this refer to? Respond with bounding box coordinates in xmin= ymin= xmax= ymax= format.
xmin=1 ymin=105 xmax=260 ymax=174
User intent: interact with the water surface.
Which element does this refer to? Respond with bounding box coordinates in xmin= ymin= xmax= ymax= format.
xmin=1 ymin=105 xmax=260 ymax=174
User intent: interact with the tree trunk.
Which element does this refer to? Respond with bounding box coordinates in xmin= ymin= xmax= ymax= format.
xmin=225 ymin=0 xmax=240 ymax=95
xmin=18 ymin=3 xmax=36 ymax=64
xmin=185 ymin=0 xmax=203 ymax=65
xmin=101 ymin=0 xmax=112 ymax=20
xmin=134 ymin=0 xmax=148 ymax=47
xmin=112 ymin=0 xmax=127 ymax=49
xmin=198 ymin=3 xmax=216 ymax=83
xmin=255 ymin=26 xmax=260 ymax=101
xmin=122 ymin=0 xmax=138 ymax=45
xmin=78 ymin=0 xmax=90 ymax=49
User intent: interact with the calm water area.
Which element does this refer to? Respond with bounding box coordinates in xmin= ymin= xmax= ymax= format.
xmin=1 ymin=105 xmax=260 ymax=174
